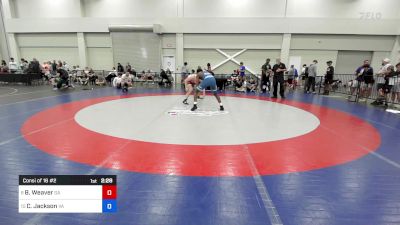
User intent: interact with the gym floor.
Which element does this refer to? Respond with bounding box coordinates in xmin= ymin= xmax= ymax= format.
xmin=0 ymin=85 xmax=399 ymax=225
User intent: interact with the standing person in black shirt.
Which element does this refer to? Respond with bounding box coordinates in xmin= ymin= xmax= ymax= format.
xmin=323 ymin=61 xmax=334 ymax=95
xmin=261 ymin=58 xmax=271 ymax=93
xmin=117 ymin=63 xmax=124 ymax=73
xmin=56 ymin=68 xmax=73 ymax=89
xmin=51 ymin=60 xmax=57 ymax=75
xmin=272 ymin=58 xmax=287 ymax=98
xmin=356 ymin=60 xmax=374 ymax=101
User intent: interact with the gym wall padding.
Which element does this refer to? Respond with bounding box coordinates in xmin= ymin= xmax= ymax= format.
xmin=110 ymin=32 xmax=161 ymax=72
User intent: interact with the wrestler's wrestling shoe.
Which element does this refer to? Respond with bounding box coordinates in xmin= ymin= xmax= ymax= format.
xmin=191 ymin=104 xmax=198 ymax=111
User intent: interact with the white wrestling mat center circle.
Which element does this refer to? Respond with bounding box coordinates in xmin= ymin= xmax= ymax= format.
xmin=75 ymin=95 xmax=320 ymax=145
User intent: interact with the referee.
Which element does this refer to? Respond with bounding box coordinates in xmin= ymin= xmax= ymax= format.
xmin=272 ymin=58 xmax=287 ymax=98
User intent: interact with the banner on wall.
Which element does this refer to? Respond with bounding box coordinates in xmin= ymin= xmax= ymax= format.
xmin=162 ymin=56 xmax=175 ymax=72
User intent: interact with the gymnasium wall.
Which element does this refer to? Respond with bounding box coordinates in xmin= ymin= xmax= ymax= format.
xmin=11 ymin=0 xmax=400 ymax=19
xmin=17 ymin=33 xmax=80 ymax=66
xmin=83 ymin=0 xmax=178 ymax=18
xmin=8 ymin=32 xmax=395 ymax=74
xmin=85 ymin=33 xmax=113 ymax=70
xmin=1 ymin=0 xmax=399 ymax=73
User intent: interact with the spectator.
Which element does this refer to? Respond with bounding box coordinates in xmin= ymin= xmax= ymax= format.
xmin=160 ymin=69 xmax=172 ymax=86
xmin=235 ymin=78 xmax=246 ymax=92
xmin=323 ymin=61 xmax=334 ymax=95
xmin=106 ymin=67 xmax=117 ymax=85
xmin=9 ymin=58 xmax=18 ymax=73
xmin=350 ymin=60 xmax=374 ymax=101
xmin=62 ymin=61 xmax=70 ymax=71
xmin=51 ymin=60 xmax=57 ymax=75
xmin=206 ymin=63 xmax=215 ymax=75
xmin=131 ymin=67 xmax=137 ymax=77
xmin=232 ymin=69 xmax=239 ymax=76
xmin=239 ymin=62 xmax=246 ymax=81
xmin=372 ymin=58 xmax=392 ymax=105
xmin=121 ymin=72 xmax=132 ymax=92
xmin=27 ymin=58 xmax=42 ymax=74
xmin=391 ymin=62 xmax=400 ymax=105
xmin=145 ymin=69 xmax=154 ymax=81
xmin=138 ymin=70 xmax=145 ymax=79
xmin=207 ymin=63 xmax=211 ymax=71
xmin=117 ymin=63 xmax=124 ymax=73
xmin=272 ymin=58 xmax=287 ymax=98
xmin=76 ymin=65 xmax=81 ymax=78
xmin=42 ymin=61 xmax=51 ymax=79
xmin=166 ymin=68 xmax=172 ymax=77
xmin=1 ymin=60 xmax=8 ymax=73
xmin=20 ymin=58 xmax=28 ymax=71
xmin=57 ymin=60 xmax=62 ymax=69
xmin=287 ymin=65 xmax=297 ymax=90
xmin=70 ymin=65 xmax=77 ymax=82
xmin=377 ymin=65 xmax=395 ymax=107
xmin=246 ymin=77 xmax=257 ymax=92
xmin=55 ymin=67 xmax=73 ymax=90
xmin=126 ymin=63 xmax=132 ymax=74
xmin=95 ymin=76 xmax=106 ymax=86
xmin=181 ymin=62 xmax=189 ymax=83
xmin=88 ymin=68 xmax=97 ymax=85
xmin=261 ymin=58 xmax=271 ymax=93
xmin=306 ymin=60 xmax=318 ymax=94
xmin=79 ymin=71 xmax=89 ymax=86
xmin=301 ymin=64 xmax=309 ymax=89
xmin=113 ymin=73 xmax=122 ymax=88
xmin=83 ymin=67 xmax=90 ymax=76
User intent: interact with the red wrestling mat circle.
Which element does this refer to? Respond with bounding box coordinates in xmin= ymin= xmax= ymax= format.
xmin=21 ymin=93 xmax=381 ymax=177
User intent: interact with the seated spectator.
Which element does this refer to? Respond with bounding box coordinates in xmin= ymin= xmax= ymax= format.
xmin=138 ymin=70 xmax=145 ymax=79
xmin=145 ymin=69 xmax=154 ymax=81
xmin=159 ymin=69 xmax=172 ymax=86
xmin=167 ymin=70 xmax=174 ymax=83
xmin=57 ymin=60 xmax=62 ymax=69
xmin=83 ymin=67 xmax=90 ymax=76
xmin=42 ymin=61 xmax=51 ymax=79
xmin=95 ymin=76 xmax=106 ymax=86
xmin=121 ymin=72 xmax=132 ymax=92
xmin=42 ymin=61 xmax=56 ymax=82
xmin=69 ymin=66 xmax=79 ymax=82
xmin=113 ymin=73 xmax=123 ymax=88
xmin=76 ymin=65 xmax=82 ymax=78
xmin=79 ymin=72 xmax=89 ymax=86
xmin=166 ymin=68 xmax=172 ymax=80
xmin=62 ymin=61 xmax=70 ymax=71
xmin=246 ymin=77 xmax=257 ymax=92
xmin=234 ymin=78 xmax=246 ymax=92
xmin=27 ymin=58 xmax=42 ymax=74
xmin=88 ymin=68 xmax=97 ymax=85
xmin=0 ymin=60 xmax=9 ymax=73
xmin=20 ymin=58 xmax=28 ymax=72
xmin=106 ymin=67 xmax=117 ymax=84
xmin=9 ymin=58 xmax=18 ymax=73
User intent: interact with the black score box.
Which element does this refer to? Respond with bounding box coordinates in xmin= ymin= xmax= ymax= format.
xmin=19 ymin=175 xmax=117 ymax=213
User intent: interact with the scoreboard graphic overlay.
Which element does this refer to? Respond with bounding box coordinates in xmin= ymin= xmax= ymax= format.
xmin=19 ymin=175 xmax=117 ymax=213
